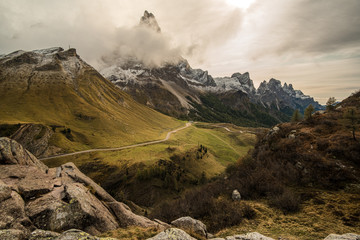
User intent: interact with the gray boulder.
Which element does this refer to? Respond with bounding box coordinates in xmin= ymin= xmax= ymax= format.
xmin=147 ymin=228 xmax=196 ymax=240
xmin=232 ymin=189 xmax=241 ymax=201
xmin=324 ymin=233 xmax=360 ymax=240
xmin=171 ymin=216 xmax=207 ymax=238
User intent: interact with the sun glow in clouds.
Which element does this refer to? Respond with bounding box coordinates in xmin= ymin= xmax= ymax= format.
xmin=225 ymin=0 xmax=255 ymax=9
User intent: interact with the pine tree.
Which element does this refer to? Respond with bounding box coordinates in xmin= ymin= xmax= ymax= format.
xmin=304 ymin=104 xmax=315 ymax=121
xmin=291 ymin=109 xmax=301 ymax=122
xmin=326 ymin=97 xmax=336 ymax=111
xmin=342 ymin=107 xmax=359 ymax=141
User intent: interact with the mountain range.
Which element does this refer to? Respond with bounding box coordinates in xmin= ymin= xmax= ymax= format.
xmin=100 ymin=11 xmax=323 ymax=127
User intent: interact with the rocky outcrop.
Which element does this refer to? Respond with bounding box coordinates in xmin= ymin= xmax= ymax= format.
xmin=171 ymin=216 xmax=207 ymax=238
xmin=324 ymin=233 xmax=360 ymax=240
xmin=147 ymin=228 xmax=196 ymax=240
xmin=0 ymin=137 xmax=48 ymax=172
xmin=10 ymin=124 xmax=62 ymax=158
xmin=0 ymin=137 xmax=158 ymax=238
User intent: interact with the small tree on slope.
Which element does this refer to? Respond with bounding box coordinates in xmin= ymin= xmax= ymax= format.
xmin=341 ymin=107 xmax=360 ymax=141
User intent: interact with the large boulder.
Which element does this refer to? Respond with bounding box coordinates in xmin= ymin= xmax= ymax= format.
xmin=171 ymin=216 xmax=207 ymax=238
xmin=324 ymin=233 xmax=360 ymax=240
xmin=147 ymin=228 xmax=196 ymax=240
xmin=0 ymin=165 xmax=53 ymax=199
xmin=0 ymin=137 xmax=48 ymax=172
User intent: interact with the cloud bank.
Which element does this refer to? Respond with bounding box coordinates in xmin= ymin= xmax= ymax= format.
xmin=0 ymin=0 xmax=243 ymax=68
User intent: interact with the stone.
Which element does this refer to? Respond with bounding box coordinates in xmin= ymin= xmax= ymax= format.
xmin=0 ymin=229 xmax=27 ymax=240
xmin=288 ymin=133 xmax=296 ymax=139
xmin=171 ymin=216 xmax=207 ymax=238
xmin=59 ymin=162 xmax=115 ymax=202
xmin=225 ymin=236 xmax=235 ymax=240
xmin=232 ymin=189 xmax=241 ymax=201
xmin=0 ymin=137 xmax=48 ymax=172
xmin=29 ymin=229 xmax=60 ymax=240
xmin=0 ymin=188 xmax=33 ymax=235
xmin=225 ymin=236 xmax=236 ymax=240
xmin=324 ymin=233 xmax=360 ymax=240
xmin=63 ymin=183 xmax=119 ymax=234
xmin=0 ymin=179 xmax=12 ymax=202
xmin=55 ymin=229 xmax=99 ymax=240
xmin=147 ymin=228 xmax=196 ymax=240
xmin=106 ymin=201 xmax=156 ymax=228
xmin=0 ymin=165 xmax=53 ymax=199
xmin=154 ymin=218 xmax=172 ymax=230
xmin=233 ymin=232 xmax=275 ymax=240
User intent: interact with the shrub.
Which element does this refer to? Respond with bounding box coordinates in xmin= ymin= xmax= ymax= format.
xmin=269 ymin=189 xmax=301 ymax=213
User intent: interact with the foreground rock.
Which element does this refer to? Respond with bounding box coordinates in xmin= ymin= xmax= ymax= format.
xmin=0 ymin=137 xmax=158 ymax=238
xmin=171 ymin=216 xmax=207 ymax=238
xmin=211 ymin=232 xmax=274 ymax=240
xmin=147 ymin=228 xmax=196 ymax=240
xmin=324 ymin=233 xmax=360 ymax=240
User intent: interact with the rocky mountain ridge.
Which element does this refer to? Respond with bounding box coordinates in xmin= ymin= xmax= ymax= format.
xmin=100 ymin=11 xmax=323 ymax=126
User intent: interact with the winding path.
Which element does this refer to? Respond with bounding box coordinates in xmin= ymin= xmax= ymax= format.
xmin=39 ymin=122 xmax=191 ymax=161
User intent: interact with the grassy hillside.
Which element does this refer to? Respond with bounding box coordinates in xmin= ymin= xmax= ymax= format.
xmin=44 ymin=123 xmax=257 ymax=207
xmin=0 ymin=49 xmax=182 ymax=153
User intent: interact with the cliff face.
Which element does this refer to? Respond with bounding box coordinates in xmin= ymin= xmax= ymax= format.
xmin=0 ymin=137 xmax=160 ymax=239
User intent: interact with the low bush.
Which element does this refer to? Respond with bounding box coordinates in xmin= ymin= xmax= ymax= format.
xmin=269 ymin=189 xmax=301 ymax=213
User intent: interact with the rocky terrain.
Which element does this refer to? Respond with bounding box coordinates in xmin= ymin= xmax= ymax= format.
xmin=0 ymin=137 xmax=160 ymax=239
xmin=1 ymin=136 xmax=358 ymax=239
xmin=100 ymin=11 xmax=323 ymax=127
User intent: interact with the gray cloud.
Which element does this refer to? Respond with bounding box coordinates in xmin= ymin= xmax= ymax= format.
xmin=0 ymin=0 xmax=358 ymax=102
xmin=244 ymin=0 xmax=360 ymax=58
xmin=0 ymin=0 xmax=243 ymax=68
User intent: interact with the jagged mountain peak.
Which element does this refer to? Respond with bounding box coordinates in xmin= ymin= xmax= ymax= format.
xmin=139 ymin=10 xmax=161 ymax=33
xmin=0 ymin=47 xmax=91 ymax=82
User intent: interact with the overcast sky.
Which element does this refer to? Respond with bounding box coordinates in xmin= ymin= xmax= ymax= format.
xmin=1 ymin=0 xmax=359 ymax=103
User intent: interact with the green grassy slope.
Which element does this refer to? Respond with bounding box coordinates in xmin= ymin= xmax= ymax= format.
xmin=0 ymin=49 xmax=182 ymax=152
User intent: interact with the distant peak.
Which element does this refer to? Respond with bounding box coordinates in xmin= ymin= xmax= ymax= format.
xmin=139 ymin=10 xmax=161 ymax=33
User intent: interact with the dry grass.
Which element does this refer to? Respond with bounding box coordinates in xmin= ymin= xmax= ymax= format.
xmin=216 ymin=190 xmax=360 ymax=240
xmin=99 ymin=226 xmax=160 ymax=240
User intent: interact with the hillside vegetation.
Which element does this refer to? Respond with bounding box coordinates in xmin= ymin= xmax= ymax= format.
xmin=148 ymin=91 xmax=360 ymax=239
